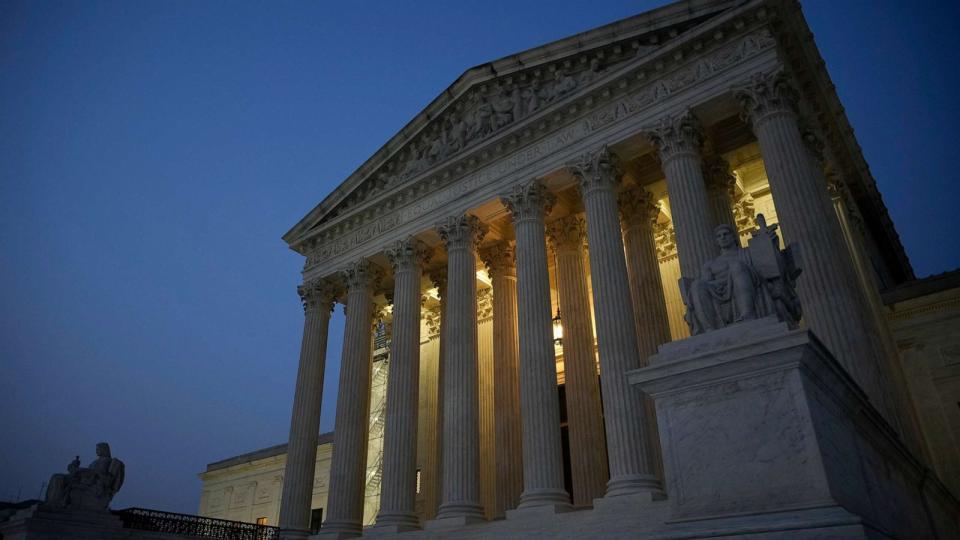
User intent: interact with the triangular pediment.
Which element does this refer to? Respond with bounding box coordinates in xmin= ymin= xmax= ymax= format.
xmin=283 ymin=0 xmax=743 ymax=249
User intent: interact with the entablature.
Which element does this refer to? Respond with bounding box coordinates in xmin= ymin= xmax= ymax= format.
xmin=294 ymin=4 xmax=781 ymax=279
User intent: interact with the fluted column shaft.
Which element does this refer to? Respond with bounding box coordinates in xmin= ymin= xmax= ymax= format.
xmin=735 ymin=71 xmax=897 ymax=424
xmin=377 ymin=240 xmax=431 ymax=531
xmin=619 ymin=187 xmax=671 ymax=483
xmin=278 ymin=280 xmax=337 ymax=540
xmin=423 ymin=269 xmax=447 ymax=520
xmin=548 ymin=216 xmax=609 ymax=506
xmin=434 ymin=215 xmax=487 ymax=522
xmin=646 ymin=112 xmax=717 ymax=279
xmin=322 ymin=260 xmax=381 ymax=538
xmin=501 ymin=180 xmax=571 ymax=510
xmin=480 ymin=243 xmax=523 ymax=517
xmin=568 ymin=146 xmax=662 ymax=498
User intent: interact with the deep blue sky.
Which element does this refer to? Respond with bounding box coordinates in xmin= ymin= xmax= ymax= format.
xmin=1 ymin=0 xmax=958 ymax=514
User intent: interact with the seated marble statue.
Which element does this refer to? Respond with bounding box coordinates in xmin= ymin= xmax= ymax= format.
xmin=45 ymin=442 xmax=124 ymax=511
xmin=680 ymin=215 xmax=801 ymax=335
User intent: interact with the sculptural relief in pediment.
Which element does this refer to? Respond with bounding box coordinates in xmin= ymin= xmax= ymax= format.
xmin=319 ymin=39 xmax=679 ymax=225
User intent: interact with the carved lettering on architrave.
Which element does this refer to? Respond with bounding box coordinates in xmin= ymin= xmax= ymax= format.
xmin=305 ymin=29 xmax=776 ymax=272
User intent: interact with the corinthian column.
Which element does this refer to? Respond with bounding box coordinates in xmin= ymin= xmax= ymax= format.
xmin=320 ymin=260 xmax=382 ymax=538
xmin=702 ymin=155 xmax=738 ymax=230
xmin=376 ymin=239 xmax=431 ymax=532
xmin=430 ymin=214 xmax=487 ymax=526
xmin=645 ymin=111 xmax=717 ymax=279
xmin=479 ymin=242 xmax=523 ymax=517
xmin=422 ymin=268 xmax=447 ymax=520
xmin=734 ymin=70 xmax=897 ymax=424
xmin=618 ymin=186 xmax=670 ymax=483
xmin=546 ymin=216 xmax=609 ymax=506
xmin=278 ymin=279 xmax=338 ymax=540
xmin=501 ymin=180 xmax=571 ymax=513
xmin=568 ymin=146 xmax=662 ymax=499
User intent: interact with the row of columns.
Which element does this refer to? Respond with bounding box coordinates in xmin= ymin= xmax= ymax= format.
xmin=277 ymin=68 xmax=901 ymax=538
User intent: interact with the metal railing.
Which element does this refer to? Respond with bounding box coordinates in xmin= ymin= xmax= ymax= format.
xmin=113 ymin=507 xmax=279 ymax=540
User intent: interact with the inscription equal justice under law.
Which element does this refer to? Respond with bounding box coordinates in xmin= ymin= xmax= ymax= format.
xmin=310 ymin=29 xmax=774 ymax=270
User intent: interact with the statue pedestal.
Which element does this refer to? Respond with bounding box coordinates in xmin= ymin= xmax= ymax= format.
xmin=0 ymin=504 xmax=123 ymax=540
xmin=628 ymin=317 xmax=959 ymax=539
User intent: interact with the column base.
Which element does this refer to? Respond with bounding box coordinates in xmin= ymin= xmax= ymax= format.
xmin=505 ymin=503 xmax=572 ymax=520
xmin=593 ymin=491 xmax=667 ymax=513
xmin=507 ymin=488 xmax=572 ymax=520
xmin=312 ymin=520 xmax=361 ymax=539
xmin=603 ymin=474 xmax=665 ymax=499
xmin=279 ymin=527 xmax=311 ymax=540
xmin=368 ymin=512 xmax=420 ymax=535
xmin=425 ymin=503 xmax=485 ymax=530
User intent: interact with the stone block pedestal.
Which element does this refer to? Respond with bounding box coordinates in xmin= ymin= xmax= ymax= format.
xmin=628 ymin=317 xmax=960 ymax=539
xmin=0 ymin=505 xmax=124 ymax=540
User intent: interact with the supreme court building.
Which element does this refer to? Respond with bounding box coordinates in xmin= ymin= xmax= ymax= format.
xmin=198 ymin=1 xmax=960 ymax=538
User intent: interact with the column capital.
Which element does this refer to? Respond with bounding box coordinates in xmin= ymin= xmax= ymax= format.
xmin=297 ymin=278 xmax=339 ymax=314
xmin=477 ymin=288 xmax=493 ymax=320
xmin=644 ymin=110 xmax=703 ymax=164
xmin=500 ymin=179 xmax=556 ymax=223
xmin=702 ymin=155 xmax=736 ymax=193
xmin=424 ymin=306 xmax=442 ymax=337
xmin=386 ymin=237 xmax=432 ymax=272
xmin=567 ymin=144 xmax=623 ymax=195
xmin=339 ymin=258 xmax=384 ymax=294
xmin=617 ymin=186 xmax=660 ymax=228
xmin=428 ymin=267 xmax=448 ymax=298
xmin=480 ymin=241 xmax=516 ymax=279
xmin=734 ymin=70 xmax=800 ymax=126
xmin=799 ymin=123 xmax=827 ymax=167
xmin=546 ymin=215 xmax=587 ymax=253
xmin=436 ymin=214 xmax=488 ymax=252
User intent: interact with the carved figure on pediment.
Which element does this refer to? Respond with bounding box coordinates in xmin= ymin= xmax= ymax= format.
xmin=471 ymin=95 xmax=494 ymax=139
xmin=545 ymin=70 xmax=577 ymax=103
xmin=490 ymin=84 xmax=518 ymax=129
xmin=577 ymin=57 xmax=605 ymax=86
xmin=680 ymin=216 xmax=801 ymax=335
xmin=522 ymin=79 xmax=542 ymax=115
xmin=46 ymin=442 xmax=125 ymax=511
xmin=447 ymin=115 xmax=469 ymax=153
xmin=427 ymin=130 xmax=448 ymax=163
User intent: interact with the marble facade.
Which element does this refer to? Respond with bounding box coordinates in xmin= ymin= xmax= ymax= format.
xmin=200 ymin=0 xmax=960 ymax=538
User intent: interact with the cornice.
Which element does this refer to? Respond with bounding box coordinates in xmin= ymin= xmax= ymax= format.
xmin=299 ymin=2 xmax=777 ymax=275
xmin=767 ymin=0 xmax=914 ymax=283
xmin=283 ymin=1 xmax=745 ymax=247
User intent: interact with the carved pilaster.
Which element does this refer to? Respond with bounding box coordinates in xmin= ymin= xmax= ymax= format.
xmin=500 ymin=179 xmax=557 ymax=223
xmin=645 ymin=110 xmax=703 ymax=164
xmin=567 ymin=144 xmax=623 ymax=196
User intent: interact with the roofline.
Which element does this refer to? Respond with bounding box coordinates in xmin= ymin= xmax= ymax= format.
xmin=201 ymin=432 xmax=334 ymax=474
xmin=282 ymin=0 xmax=745 ymax=247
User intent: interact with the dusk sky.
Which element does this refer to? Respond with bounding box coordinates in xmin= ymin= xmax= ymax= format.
xmin=1 ymin=0 xmax=958 ymax=514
